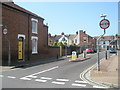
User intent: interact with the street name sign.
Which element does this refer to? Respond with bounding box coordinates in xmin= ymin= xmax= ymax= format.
xmin=99 ymin=19 xmax=110 ymax=29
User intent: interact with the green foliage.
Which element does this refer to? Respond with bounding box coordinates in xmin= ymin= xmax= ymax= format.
xmin=57 ymin=42 xmax=63 ymax=46
xmin=63 ymin=42 xmax=67 ymax=46
xmin=52 ymin=42 xmax=58 ymax=46
xmin=71 ymin=43 xmax=76 ymax=46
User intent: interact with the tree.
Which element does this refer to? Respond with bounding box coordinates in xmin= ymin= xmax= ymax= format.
xmin=63 ymin=42 xmax=67 ymax=46
xmin=71 ymin=43 xmax=76 ymax=46
xmin=57 ymin=42 xmax=63 ymax=46
xmin=52 ymin=42 xmax=58 ymax=47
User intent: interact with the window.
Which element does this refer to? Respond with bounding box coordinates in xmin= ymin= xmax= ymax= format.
xmin=83 ymin=37 xmax=87 ymax=42
xmin=32 ymin=36 xmax=38 ymax=54
xmin=75 ymin=39 xmax=77 ymax=43
xmin=31 ymin=18 xmax=38 ymax=34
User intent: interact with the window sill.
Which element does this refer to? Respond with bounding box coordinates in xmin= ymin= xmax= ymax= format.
xmin=32 ymin=52 xmax=38 ymax=54
xmin=32 ymin=32 xmax=38 ymax=34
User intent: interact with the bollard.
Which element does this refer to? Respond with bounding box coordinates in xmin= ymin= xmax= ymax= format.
xmin=83 ymin=51 xmax=86 ymax=58
xmin=105 ymin=50 xmax=107 ymax=60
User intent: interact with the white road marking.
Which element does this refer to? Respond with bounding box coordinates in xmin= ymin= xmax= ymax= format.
xmin=72 ymin=83 xmax=86 ymax=87
xmin=20 ymin=77 xmax=31 ymax=80
xmin=20 ymin=66 xmax=58 ymax=81
xmin=0 ymin=75 xmax=3 ymax=77
xmin=26 ymin=75 xmax=37 ymax=78
xmin=7 ymin=76 xmax=16 ymax=79
xmin=29 ymin=66 xmax=59 ymax=76
xmin=93 ymin=86 xmax=107 ymax=88
xmin=41 ymin=77 xmax=52 ymax=80
xmin=75 ymin=80 xmax=88 ymax=83
xmin=52 ymin=81 xmax=65 ymax=85
xmin=56 ymin=79 xmax=69 ymax=82
xmin=35 ymin=79 xmax=47 ymax=82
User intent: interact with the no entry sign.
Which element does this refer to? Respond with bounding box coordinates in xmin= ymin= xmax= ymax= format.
xmin=99 ymin=19 xmax=110 ymax=29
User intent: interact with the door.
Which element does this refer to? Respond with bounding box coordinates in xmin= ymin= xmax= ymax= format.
xmin=18 ymin=37 xmax=24 ymax=61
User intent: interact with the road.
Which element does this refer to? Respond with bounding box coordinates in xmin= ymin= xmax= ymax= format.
xmin=1 ymin=52 xmax=107 ymax=88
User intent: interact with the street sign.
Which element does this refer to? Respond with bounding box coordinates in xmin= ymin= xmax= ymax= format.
xmin=3 ymin=28 xmax=8 ymax=35
xmin=99 ymin=19 xmax=110 ymax=29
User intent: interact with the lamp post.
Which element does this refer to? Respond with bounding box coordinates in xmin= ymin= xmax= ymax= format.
xmin=3 ymin=27 xmax=11 ymax=66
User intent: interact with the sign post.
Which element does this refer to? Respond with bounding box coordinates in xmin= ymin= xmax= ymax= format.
xmin=97 ymin=15 xmax=110 ymax=71
xmin=3 ymin=28 xmax=11 ymax=66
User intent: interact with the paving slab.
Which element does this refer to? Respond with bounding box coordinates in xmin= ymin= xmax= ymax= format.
xmin=90 ymin=55 xmax=119 ymax=87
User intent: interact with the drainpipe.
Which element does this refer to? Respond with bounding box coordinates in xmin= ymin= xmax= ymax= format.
xmin=28 ymin=14 xmax=30 ymax=61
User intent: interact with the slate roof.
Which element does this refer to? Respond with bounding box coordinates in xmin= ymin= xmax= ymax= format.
xmin=2 ymin=2 xmax=44 ymax=20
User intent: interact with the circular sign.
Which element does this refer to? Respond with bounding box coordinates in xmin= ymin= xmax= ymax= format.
xmin=3 ymin=28 xmax=8 ymax=35
xmin=99 ymin=19 xmax=110 ymax=29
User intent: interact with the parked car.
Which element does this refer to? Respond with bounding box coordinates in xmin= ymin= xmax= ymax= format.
xmin=92 ymin=48 xmax=97 ymax=53
xmin=109 ymin=48 xmax=116 ymax=53
xmin=85 ymin=48 xmax=94 ymax=53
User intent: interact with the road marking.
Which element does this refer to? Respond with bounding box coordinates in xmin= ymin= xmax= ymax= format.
xmin=29 ymin=66 xmax=59 ymax=76
xmin=26 ymin=75 xmax=37 ymax=78
xmin=35 ymin=79 xmax=47 ymax=82
xmin=93 ymin=86 xmax=107 ymax=88
xmin=52 ymin=81 xmax=65 ymax=85
xmin=7 ymin=76 xmax=16 ymax=79
xmin=75 ymin=80 xmax=88 ymax=83
xmin=72 ymin=83 xmax=86 ymax=87
xmin=20 ymin=66 xmax=58 ymax=81
xmin=0 ymin=75 xmax=3 ymax=78
xmin=20 ymin=77 xmax=31 ymax=80
xmin=56 ymin=79 xmax=69 ymax=82
xmin=41 ymin=77 xmax=52 ymax=80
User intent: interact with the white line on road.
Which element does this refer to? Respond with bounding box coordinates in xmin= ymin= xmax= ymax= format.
xmin=52 ymin=81 xmax=65 ymax=85
xmin=25 ymin=66 xmax=59 ymax=78
xmin=72 ymin=83 xmax=86 ymax=87
xmin=93 ymin=86 xmax=107 ymax=88
xmin=35 ymin=79 xmax=47 ymax=82
xmin=30 ymin=66 xmax=59 ymax=76
xmin=56 ymin=79 xmax=69 ymax=82
xmin=75 ymin=80 xmax=88 ymax=83
xmin=41 ymin=77 xmax=52 ymax=80
xmin=20 ymin=66 xmax=58 ymax=81
xmin=7 ymin=76 xmax=16 ymax=79
xmin=0 ymin=75 xmax=3 ymax=78
xmin=20 ymin=77 xmax=31 ymax=80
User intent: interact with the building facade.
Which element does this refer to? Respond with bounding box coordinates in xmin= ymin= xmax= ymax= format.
xmin=94 ymin=35 xmax=118 ymax=50
xmin=1 ymin=2 xmax=59 ymax=66
xmin=48 ymin=30 xmax=96 ymax=51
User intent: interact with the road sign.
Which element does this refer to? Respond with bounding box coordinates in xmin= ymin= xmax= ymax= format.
xmin=3 ymin=28 xmax=8 ymax=35
xmin=99 ymin=19 xmax=110 ymax=29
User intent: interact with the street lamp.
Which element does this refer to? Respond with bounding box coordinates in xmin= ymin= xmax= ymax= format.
xmin=3 ymin=27 xmax=11 ymax=66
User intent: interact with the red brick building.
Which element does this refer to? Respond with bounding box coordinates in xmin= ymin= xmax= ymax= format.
xmin=79 ymin=30 xmax=96 ymax=50
xmin=1 ymin=2 xmax=59 ymax=66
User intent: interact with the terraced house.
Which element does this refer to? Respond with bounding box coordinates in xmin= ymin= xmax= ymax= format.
xmin=1 ymin=2 xmax=59 ymax=66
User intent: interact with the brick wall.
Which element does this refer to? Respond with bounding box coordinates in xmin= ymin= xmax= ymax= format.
xmin=2 ymin=3 xmax=60 ymax=66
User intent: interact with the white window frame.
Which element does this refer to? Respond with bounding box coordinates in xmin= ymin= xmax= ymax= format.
xmin=18 ymin=34 xmax=25 ymax=39
xmin=31 ymin=18 xmax=38 ymax=34
xmin=31 ymin=36 xmax=38 ymax=54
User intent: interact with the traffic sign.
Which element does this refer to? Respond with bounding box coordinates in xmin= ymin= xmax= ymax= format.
xmin=99 ymin=19 xmax=110 ymax=29
xmin=3 ymin=28 xmax=8 ymax=35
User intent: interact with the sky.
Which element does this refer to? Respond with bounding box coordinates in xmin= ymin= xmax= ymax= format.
xmin=14 ymin=1 xmax=119 ymax=37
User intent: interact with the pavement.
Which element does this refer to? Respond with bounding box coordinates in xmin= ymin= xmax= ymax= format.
xmin=90 ymin=54 xmax=119 ymax=88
